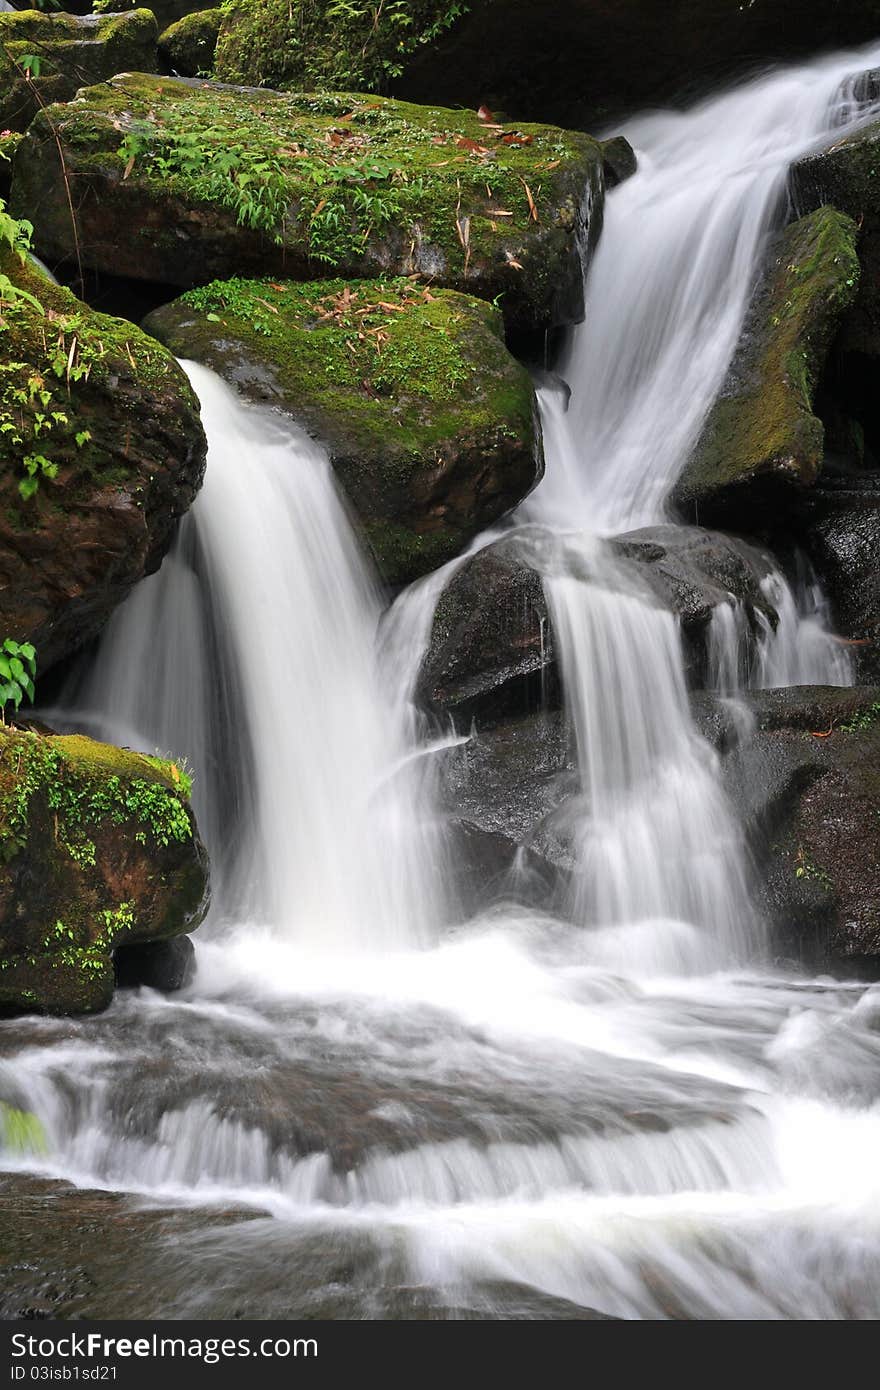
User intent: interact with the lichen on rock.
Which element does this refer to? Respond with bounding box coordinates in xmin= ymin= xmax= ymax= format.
xmin=0 ymin=726 xmax=209 ymax=1016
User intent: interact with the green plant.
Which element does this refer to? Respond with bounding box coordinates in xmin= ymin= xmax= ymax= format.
xmin=839 ymin=702 xmax=880 ymax=733
xmin=0 ymin=638 xmax=35 ymax=719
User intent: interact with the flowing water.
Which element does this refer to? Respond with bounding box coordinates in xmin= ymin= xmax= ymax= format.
xmin=3 ymin=45 xmax=880 ymax=1320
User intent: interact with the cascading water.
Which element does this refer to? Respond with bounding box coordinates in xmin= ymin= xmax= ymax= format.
xmin=58 ymin=363 xmax=447 ymax=950
xmin=3 ymin=45 xmax=880 ymax=1321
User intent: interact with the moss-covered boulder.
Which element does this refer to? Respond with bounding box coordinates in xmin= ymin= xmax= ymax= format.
xmin=674 ymin=208 xmax=860 ymax=519
xmin=0 ymin=248 xmax=206 ymax=671
xmin=792 ymin=116 xmax=880 ymax=358
xmin=0 ymin=727 xmax=209 ymax=1016
xmin=10 ymin=73 xmax=602 ymax=332
xmin=0 ymin=9 xmax=158 ymax=133
xmin=214 ymin=0 xmax=468 ymax=95
xmin=159 ymin=7 xmax=221 ymax=77
xmin=144 ymin=276 xmax=540 ymax=583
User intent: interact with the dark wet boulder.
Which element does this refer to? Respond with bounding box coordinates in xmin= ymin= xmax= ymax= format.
xmin=675 ymin=208 xmax=860 ymax=520
xmin=0 ymin=729 xmax=209 ymax=1016
xmin=599 ymin=136 xmax=637 ymax=188
xmin=446 ymin=818 xmax=561 ymax=916
xmin=11 ymin=73 xmax=603 ymax=333
xmin=115 ymin=934 xmax=195 ymax=993
xmin=417 ymin=525 xmax=779 ymax=722
xmin=716 ymin=686 xmax=880 ymax=968
xmin=0 ymin=9 xmax=157 ymax=133
xmin=792 ymin=465 xmax=880 ymax=684
xmin=0 ymin=249 xmax=206 ymax=672
xmin=158 ymin=7 xmax=221 ymax=77
xmin=143 ymin=277 xmax=540 ymax=585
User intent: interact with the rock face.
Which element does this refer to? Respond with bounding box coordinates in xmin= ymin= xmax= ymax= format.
xmin=391 ymin=0 xmax=880 ymax=129
xmin=159 ymin=8 xmax=221 ymax=77
xmin=675 ymin=208 xmax=860 ymax=519
xmin=717 ymin=687 xmax=880 ymax=968
xmin=0 ymin=9 xmax=157 ymax=133
xmin=792 ymin=118 xmax=880 ymax=358
xmin=417 ymin=525 xmax=779 ymax=722
xmin=144 ymin=277 xmax=540 ymax=584
xmin=10 ymin=74 xmax=603 ymax=333
xmin=0 ymin=728 xmax=209 ymax=1016
xmin=793 ymin=466 xmax=880 ymax=684
xmin=0 ymin=250 xmax=206 ymax=672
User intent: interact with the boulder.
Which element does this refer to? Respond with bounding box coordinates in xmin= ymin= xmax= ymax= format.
xmin=792 ymin=464 xmax=880 ymax=684
xmin=0 ymin=728 xmax=209 ymax=1016
xmin=417 ymin=524 xmax=779 ymax=722
xmin=143 ymin=277 xmax=540 ymax=584
xmin=675 ymin=208 xmax=860 ymax=520
xmin=0 ymin=9 xmax=157 ymax=133
xmin=792 ymin=117 xmax=880 ymax=358
xmin=115 ymin=933 xmax=195 ymax=991
xmin=11 ymin=73 xmax=603 ymax=333
xmin=158 ymin=7 xmax=221 ymax=77
xmin=716 ymin=686 xmax=880 ymax=968
xmin=0 ymin=248 xmax=206 ymax=671
xmin=212 ymin=0 xmax=880 ymax=130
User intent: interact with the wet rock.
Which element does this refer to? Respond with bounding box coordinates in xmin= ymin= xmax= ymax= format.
xmin=417 ymin=531 xmax=557 ymax=723
xmin=115 ymin=935 xmax=196 ymax=993
xmin=675 ymin=209 xmax=860 ymax=519
xmin=0 ymin=9 xmax=157 ymax=132
xmin=144 ymin=278 xmax=541 ymax=585
xmin=159 ymin=7 xmax=221 ymax=76
xmin=0 ymin=728 xmax=209 ymax=1016
xmin=600 ymin=135 xmax=638 ymax=187
xmin=792 ymin=116 xmax=880 ymax=358
xmin=792 ymin=465 xmax=880 ymax=683
xmin=417 ymin=525 xmax=779 ymax=722
xmin=447 ymin=817 xmax=562 ymax=915
xmin=12 ymin=73 xmax=603 ymax=333
xmin=716 ymin=686 xmax=880 ymax=967
xmin=0 ymin=250 xmax=206 ymax=672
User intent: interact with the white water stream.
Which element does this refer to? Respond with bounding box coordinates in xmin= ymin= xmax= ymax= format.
xmin=3 ymin=43 xmax=880 ymax=1320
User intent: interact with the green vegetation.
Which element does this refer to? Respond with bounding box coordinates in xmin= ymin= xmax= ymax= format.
xmin=0 ymin=637 xmax=36 ymax=718
xmin=839 ymin=702 xmax=880 ymax=733
xmin=215 ymin=0 xmax=468 ymax=94
xmin=158 ymin=7 xmax=222 ymax=77
xmin=0 ymin=729 xmax=192 ymax=868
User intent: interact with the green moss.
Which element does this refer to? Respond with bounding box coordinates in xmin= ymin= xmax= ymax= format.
xmin=0 ymin=247 xmax=199 ymax=509
xmin=21 ymin=73 xmax=597 ymax=329
xmin=0 ymin=9 xmax=158 ymax=132
xmin=678 ymin=207 xmax=860 ymax=504
xmin=215 ymin=0 xmax=468 ymax=95
xmin=839 ymin=701 xmax=880 ymax=733
xmin=159 ymin=7 xmax=222 ymax=77
xmin=0 ymin=728 xmax=192 ymax=867
xmin=0 ymin=1102 xmax=47 ymax=1155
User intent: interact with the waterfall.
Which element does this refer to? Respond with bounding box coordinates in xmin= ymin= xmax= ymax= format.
xmin=59 ymin=364 xmax=447 ymax=951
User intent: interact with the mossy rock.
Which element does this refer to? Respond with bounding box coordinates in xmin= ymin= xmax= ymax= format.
xmin=793 ymin=118 xmax=880 ymax=357
xmin=0 ymin=726 xmax=209 ymax=1016
xmin=674 ymin=208 xmax=860 ymax=517
xmin=10 ymin=73 xmax=602 ymax=332
xmin=144 ymin=276 xmax=541 ymax=584
xmin=0 ymin=248 xmax=206 ymax=671
xmin=159 ymin=7 xmax=221 ymax=78
xmin=214 ymin=0 xmax=467 ymax=95
xmin=0 ymin=9 xmax=158 ymax=133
